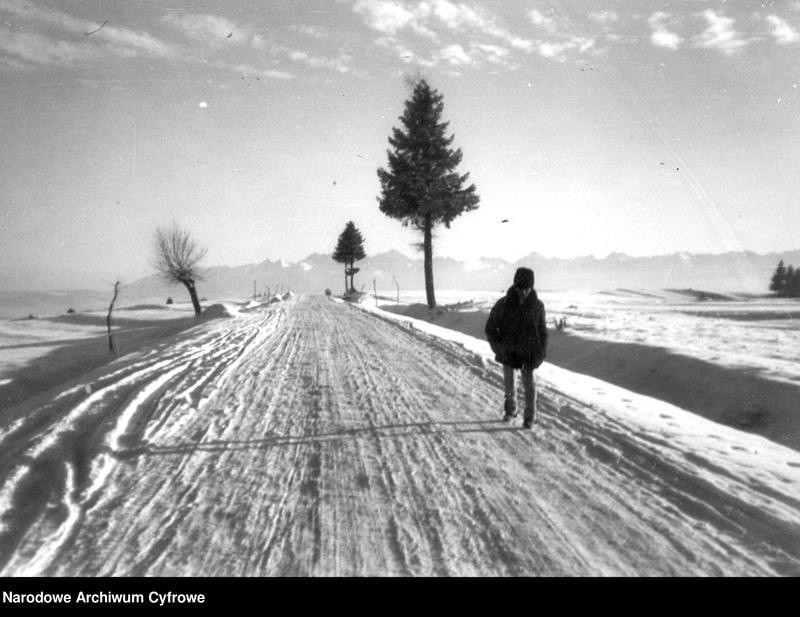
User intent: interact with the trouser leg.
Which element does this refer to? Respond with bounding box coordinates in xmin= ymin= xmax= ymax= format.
xmin=503 ymin=364 xmax=516 ymax=414
xmin=522 ymin=365 xmax=537 ymax=422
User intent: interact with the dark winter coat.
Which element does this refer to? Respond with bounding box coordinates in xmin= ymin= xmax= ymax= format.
xmin=485 ymin=286 xmax=548 ymax=369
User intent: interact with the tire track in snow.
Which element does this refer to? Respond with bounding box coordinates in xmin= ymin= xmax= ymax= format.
xmin=2 ymin=296 xmax=799 ymax=575
xmin=0 ymin=303 xmax=288 ymax=575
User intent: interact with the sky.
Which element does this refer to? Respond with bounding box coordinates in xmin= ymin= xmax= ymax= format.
xmin=1 ymin=0 xmax=799 ymax=290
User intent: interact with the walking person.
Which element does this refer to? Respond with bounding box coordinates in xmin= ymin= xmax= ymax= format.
xmin=485 ymin=267 xmax=548 ymax=428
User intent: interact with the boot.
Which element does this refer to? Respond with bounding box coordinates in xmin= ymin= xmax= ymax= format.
xmin=503 ymin=396 xmax=517 ymax=421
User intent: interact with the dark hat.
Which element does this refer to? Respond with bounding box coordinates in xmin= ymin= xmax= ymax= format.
xmin=513 ymin=267 xmax=534 ymax=290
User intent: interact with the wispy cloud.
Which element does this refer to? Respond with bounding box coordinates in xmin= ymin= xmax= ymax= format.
xmin=695 ymin=9 xmax=747 ymax=55
xmin=525 ymin=7 xmax=596 ymax=61
xmin=0 ymin=28 xmax=100 ymax=66
xmin=538 ymin=38 xmax=594 ymax=62
xmin=354 ymin=0 xmax=532 ymax=54
xmin=766 ymin=14 xmax=800 ymax=44
xmin=433 ymin=0 xmax=529 ymax=50
xmin=352 ymin=0 xmax=436 ymax=38
xmin=473 ymin=43 xmax=512 ymax=65
xmin=0 ymin=52 xmax=31 ymax=71
xmin=287 ymin=49 xmax=353 ymax=73
xmin=163 ymin=11 xmax=353 ymax=74
xmin=224 ymin=62 xmax=294 ymax=80
xmin=648 ymin=12 xmax=682 ymax=50
xmin=0 ymin=2 xmax=303 ymax=80
xmin=0 ymin=0 xmax=177 ymax=59
xmin=589 ymin=11 xmax=618 ymax=26
xmin=354 ymin=0 xmax=606 ymax=66
xmin=527 ymin=9 xmax=557 ymax=34
xmin=290 ymin=25 xmax=330 ymax=40
xmin=162 ymin=13 xmax=253 ymax=47
xmin=375 ymin=36 xmax=435 ymax=67
xmin=434 ymin=43 xmax=471 ymax=66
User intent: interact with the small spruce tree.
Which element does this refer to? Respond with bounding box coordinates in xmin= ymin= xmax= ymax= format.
xmin=770 ymin=260 xmax=787 ymax=296
xmin=377 ymin=78 xmax=480 ymax=309
xmin=333 ymin=221 xmax=366 ymax=295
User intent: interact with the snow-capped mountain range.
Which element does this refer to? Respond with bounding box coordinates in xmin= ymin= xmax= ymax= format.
xmin=3 ymin=248 xmax=798 ymax=318
xmin=121 ymin=248 xmax=800 ymax=302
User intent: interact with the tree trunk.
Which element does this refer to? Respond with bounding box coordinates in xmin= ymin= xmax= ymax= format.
xmin=423 ymin=215 xmax=436 ymax=309
xmin=107 ymin=281 xmax=120 ymax=353
xmin=184 ymin=279 xmax=202 ymax=316
xmin=343 ymin=265 xmax=348 ymax=295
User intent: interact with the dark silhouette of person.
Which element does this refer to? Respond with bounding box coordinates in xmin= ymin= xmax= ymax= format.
xmin=485 ymin=267 xmax=548 ymax=428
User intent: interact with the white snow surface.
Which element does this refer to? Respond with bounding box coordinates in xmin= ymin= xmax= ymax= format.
xmin=376 ymin=289 xmax=800 ymax=386
xmin=0 ymin=294 xmax=798 ymax=576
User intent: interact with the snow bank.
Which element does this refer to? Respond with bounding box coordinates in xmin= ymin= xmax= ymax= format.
xmin=201 ymin=303 xmax=238 ymax=319
xmin=358 ymin=300 xmax=800 ymax=453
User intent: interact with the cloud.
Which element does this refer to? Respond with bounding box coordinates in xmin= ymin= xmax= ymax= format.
xmin=162 ymin=13 xmax=250 ymax=46
xmin=352 ymin=0 xmax=435 ymax=38
xmin=0 ymin=0 xmax=177 ymax=59
xmin=473 ymin=43 xmax=510 ymax=63
xmin=375 ymin=33 xmax=516 ymax=70
xmin=527 ymin=9 xmax=557 ymax=34
xmin=766 ymin=15 xmax=800 ymax=44
xmin=225 ymin=62 xmax=294 ymax=80
xmin=434 ymin=43 xmax=471 ymax=65
xmin=589 ymin=11 xmax=618 ymax=25
xmin=0 ymin=29 xmax=101 ymax=66
xmin=0 ymin=1 xmax=297 ymax=79
xmin=161 ymin=11 xmax=353 ymax=75
xmin=0 ymin=53 xmax=31 ymax=71
xmin=538 ymin=37 xmax=594 ymax=61
xmin=375 ymin=36 xmax=435 ymax=66
xmin=648 ymin=12 xmax=682 ymax=50
xmin=290 ymin=25 xmax=330 ymax=39
xmin=432 ymin=0 xmax=521 ymax=45
xmin=353 ymin=0 xmax=532 ymax=51
xmin=696 ymin=9 xmax=747 ymax=55
xmin=651 ymin=29 xmax=682 ymax=50
xmin=287 ymin=48 xmax=353 ymax=73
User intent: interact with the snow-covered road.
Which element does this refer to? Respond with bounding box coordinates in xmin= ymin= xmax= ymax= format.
xmin=1 ymin=296 xmax=798 ymax=576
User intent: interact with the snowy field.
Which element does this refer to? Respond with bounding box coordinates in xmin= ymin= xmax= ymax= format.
xmin=0 ymin=299 xmax=250 ymax=408
xmin=374 ymin=288 xmax=800 ymax=387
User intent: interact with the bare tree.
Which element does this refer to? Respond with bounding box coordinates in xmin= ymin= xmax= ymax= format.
xmin=107 ymin=280 xmax=120 ymax=353
xmin=153 ymin=223 xmax=207 ymax=316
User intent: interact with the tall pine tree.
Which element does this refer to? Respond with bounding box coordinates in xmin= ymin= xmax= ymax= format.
xmin=769 ymin=260 xmax=787 ymax=296
xmin=333 ymin=221 xmax=366 ymax=296
xmin=377 ymin=79 xmax=480 ymax=309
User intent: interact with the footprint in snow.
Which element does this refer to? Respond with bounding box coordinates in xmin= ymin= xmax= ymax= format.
xmin=787 ymin=462 xmax=800 ymax=468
